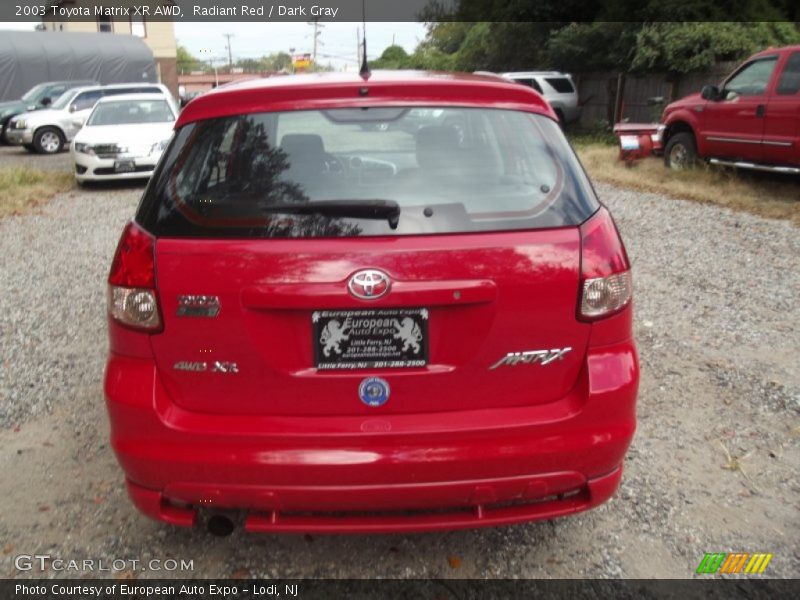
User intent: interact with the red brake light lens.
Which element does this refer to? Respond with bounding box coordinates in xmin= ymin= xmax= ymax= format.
xmin=107 ymin=221 xmax=161 ymax=331
xmin=109 ymin=221 xmax=156 ymax=287
xmin=578 ymin=208 xmax=632 ymax=321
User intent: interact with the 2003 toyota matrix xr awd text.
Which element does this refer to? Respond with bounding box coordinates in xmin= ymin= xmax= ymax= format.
xmin=104 ymin=71 xmax=639 ymax=534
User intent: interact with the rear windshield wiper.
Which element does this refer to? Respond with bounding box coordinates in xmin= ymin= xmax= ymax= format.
xmin=259 ymin=199 xmax=401 ymax=230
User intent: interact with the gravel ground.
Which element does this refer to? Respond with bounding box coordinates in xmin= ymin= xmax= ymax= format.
xmin=0 ymin=176 xmax=798 ymax=579
xmin=0 ymin=145 xmax=72 ymax=171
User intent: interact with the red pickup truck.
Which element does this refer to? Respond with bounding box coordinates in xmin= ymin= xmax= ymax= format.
xmin=660 ymin=45 xmax=800 ymax=174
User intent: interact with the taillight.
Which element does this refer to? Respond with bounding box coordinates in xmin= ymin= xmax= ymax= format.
xmin=107 ymin=221 xmax=162 ymax=331
xmin=578 ymin=208 xmax=632 ymax=321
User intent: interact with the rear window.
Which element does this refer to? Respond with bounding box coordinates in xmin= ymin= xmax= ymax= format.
xmin=513 ymin=78 xmax=543 ymax=94
xmin=104 ymin=86 xmax=162 ymax=97
xmin=52 ymin=89 xmax=81 ymax=109
xmin=88 ymin=100 xmax=174 ymax=126
xmin=544 ymin=78 xmax=575 ymax=94
xmin=45 ymin=85 xmax=67 ymax=99
xmin=137 ymin=107 xmax=598 ymax=238
xmin=71 ymin=90 xmax=103 ymax=111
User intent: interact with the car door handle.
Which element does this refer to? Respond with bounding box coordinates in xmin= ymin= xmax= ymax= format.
xmin=756 ymin=104 xmax=766 ymax=118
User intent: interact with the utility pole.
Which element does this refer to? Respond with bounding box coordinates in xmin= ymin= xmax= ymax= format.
xmin=356 ymin=27 xmax=362 ymax=67
xmin=310 ymin=19 xmax=324 ymax=64
xmin=223 ymin=33 xmax=235 ymax=70
xmin=204 ymin=57 xmax=221 ymax=87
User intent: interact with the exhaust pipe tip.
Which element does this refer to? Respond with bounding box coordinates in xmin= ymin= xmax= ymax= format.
xmin=207 ymin=514 xmax=235 ymax=537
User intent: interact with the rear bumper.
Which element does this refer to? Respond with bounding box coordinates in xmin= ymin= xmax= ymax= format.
xmin=105 ymin=339 xmax=638 ymax=533
xmin=126 ymin=467 xmax=623 ymax=533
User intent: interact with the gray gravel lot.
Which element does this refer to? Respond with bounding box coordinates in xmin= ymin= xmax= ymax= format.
xmin=0 ymin=145 xmax=72 ymax=171
xmin=0 ymin=172 xmax=798 ymax=579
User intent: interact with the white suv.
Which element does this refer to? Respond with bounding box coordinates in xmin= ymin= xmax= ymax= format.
xmin=5 ymin=83 xmax=176 ymax=154
xmin=500 ymin=72 xmax=581 ymax=125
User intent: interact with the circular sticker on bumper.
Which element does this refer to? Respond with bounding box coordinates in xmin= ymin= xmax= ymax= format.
xmin=359 ymin=377 xmax=390 ymax=407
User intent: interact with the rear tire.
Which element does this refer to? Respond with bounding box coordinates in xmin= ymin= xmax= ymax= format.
xmin=33 ymin=127 xmax=64 ymax=154
xmin=664 ymin=132 xmax=697 ymax=170
xmin=554 ymin=109 xmax=566 ymax=129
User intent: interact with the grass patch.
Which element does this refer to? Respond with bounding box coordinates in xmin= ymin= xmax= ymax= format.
xmin=567 ymin=126 xmax=618 ymax=147
xmin=0 ymin=167 xmax=74 ymax=218
xmin=575 ymin=144 xmax=800 ymax=226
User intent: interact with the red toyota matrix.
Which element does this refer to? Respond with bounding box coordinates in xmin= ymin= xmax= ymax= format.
xmin=105 ymin=71 xmax=638 ymax=534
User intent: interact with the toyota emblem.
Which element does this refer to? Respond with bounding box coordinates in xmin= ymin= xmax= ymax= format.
xmin=348 ymin=269 xmax=391 ymax=300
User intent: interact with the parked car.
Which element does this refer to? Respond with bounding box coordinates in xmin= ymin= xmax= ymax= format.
xmin=71 ymin=94 xmax=177 ymax=184
xmin=500 ymin=71 xmax=581 ymax=124
xmin=0 ymin=80 xmax=96 ymax=144
xmin=105 ymin=71 xmax=638 ymax=534
xmin=5 ymin=83 xmax=175 ymax=154
xmin=660 ymin=45 xmax=800 ymax=173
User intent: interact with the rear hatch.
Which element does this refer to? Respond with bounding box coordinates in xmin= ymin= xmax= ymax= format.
xmin=152 ymin=230 xmax=588 ymax=415
xmin=137 ymin=104 xmax=600 ymax=416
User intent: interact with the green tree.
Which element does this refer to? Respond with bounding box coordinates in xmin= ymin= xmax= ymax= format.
xmin=451 ymin=22 xmax=492 ymax=70
xmin=418 ymin=0 xmax=799 ymax=73
xmin=462 ymin=22 xmax=555 ymax=71
xmin=631 ymin=22 xmax=800 ymax=75
xmin=399 ymin=22 xmax=557 ymax=72
xmin=374 ymin=1 xmax=800 ymax=76
xmin=177 ymin=45 xmax=202 ymax=74
xmin=545 ymin=21 xmax=800 ymax=74
xmin=235 ymin=58 xmax=263 ymax=72
xmin=420 ymin=22 xmax=473 ymax=54
xmin=371 ymin=45 xmax=410 ymax=69
xmin=234 ymin=52 xmax=294 ymax=73
xmin=370 ymin=42 xmax=455 ymax=71
xmin=266 ymin=52 xmax=293 ymax=71
xmin=545 ymin=23 xmax=640 ymax=73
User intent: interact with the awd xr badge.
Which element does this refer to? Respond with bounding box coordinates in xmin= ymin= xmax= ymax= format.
xmin=359 ymin=377 xmax=390 ymax=407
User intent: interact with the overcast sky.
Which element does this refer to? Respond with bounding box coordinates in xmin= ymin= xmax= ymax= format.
xmin=0 ymin=21 xmax=428 ymax=70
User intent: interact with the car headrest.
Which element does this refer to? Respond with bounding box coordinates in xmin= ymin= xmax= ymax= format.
xmin=415 ymin=125 xmax=461 ymax=171
xmin=280 ymin=134 xmax=326 ymax=158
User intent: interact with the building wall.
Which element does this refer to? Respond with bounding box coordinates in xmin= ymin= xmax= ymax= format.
xmin=44 ymin=1 xmax=178 ymax=96
xmin=156 ymin=57 xmax=178 ymax=98
xmin=178 ymin=73 xmax=275 ymax=95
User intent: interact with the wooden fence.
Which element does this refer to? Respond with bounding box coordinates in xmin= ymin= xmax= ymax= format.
xmin=574 ymin=61 xmax=738 ymax=126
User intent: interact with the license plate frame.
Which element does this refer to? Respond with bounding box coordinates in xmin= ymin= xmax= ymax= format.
xmin=312 ymin=308 xmax=429 ymax=370
xmin=114 ymin=159 xmax=136 ymax=173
